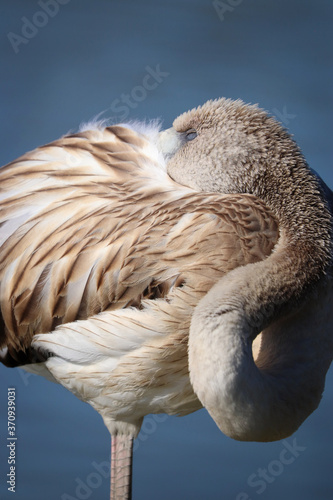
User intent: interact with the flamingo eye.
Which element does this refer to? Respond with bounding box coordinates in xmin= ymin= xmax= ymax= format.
xmin=185 ymin=129 xmax=197 ymax=141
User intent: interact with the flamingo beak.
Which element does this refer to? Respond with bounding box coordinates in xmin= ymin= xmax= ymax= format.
xmin=157 ymin=127 xmax=184 ymax=162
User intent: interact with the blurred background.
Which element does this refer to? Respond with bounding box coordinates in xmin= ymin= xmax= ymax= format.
xmin=0 ymin=1 xmax=332 ymax=499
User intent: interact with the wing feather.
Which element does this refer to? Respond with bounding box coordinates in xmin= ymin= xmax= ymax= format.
xmin=0 ymin=125 xmax=278 ymax=363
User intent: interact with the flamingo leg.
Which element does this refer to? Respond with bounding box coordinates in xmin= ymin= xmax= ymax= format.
xmin=110 ymin=435 xmax=133 ymax=500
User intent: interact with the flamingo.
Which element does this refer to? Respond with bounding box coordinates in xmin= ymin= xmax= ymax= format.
xmin=0 ymin=98 xmax=332 ymax=499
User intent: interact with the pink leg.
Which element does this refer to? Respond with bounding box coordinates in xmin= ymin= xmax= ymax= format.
xmin=110 ymin=435 xmax=133 ymax=500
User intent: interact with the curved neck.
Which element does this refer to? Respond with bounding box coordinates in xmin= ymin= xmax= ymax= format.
xmin=187 ymin=151 xmax=333 ymax=441
xmin=189 ymin=251 xmax=333 ymax=442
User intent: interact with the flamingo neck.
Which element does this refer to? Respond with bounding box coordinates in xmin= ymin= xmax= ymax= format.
xmin=188 ymin=255 xmax=333 ymax=442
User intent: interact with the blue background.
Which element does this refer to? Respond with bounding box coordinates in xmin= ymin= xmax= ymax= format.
xmin=0 ymin=1 xmax=332 ymax=499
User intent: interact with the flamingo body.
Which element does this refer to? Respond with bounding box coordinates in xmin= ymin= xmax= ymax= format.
xmin=0 ymin=123 xmax=277 ymax=432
